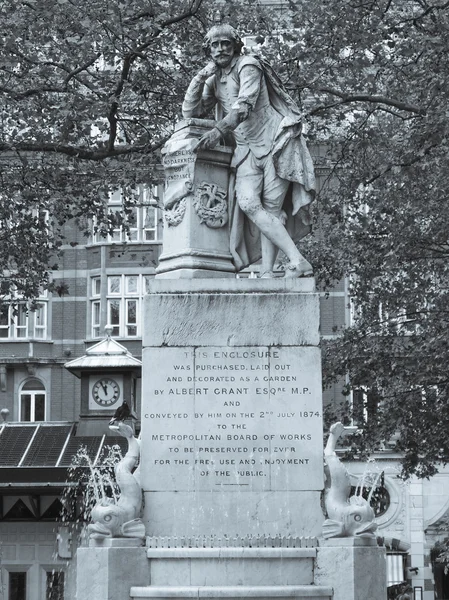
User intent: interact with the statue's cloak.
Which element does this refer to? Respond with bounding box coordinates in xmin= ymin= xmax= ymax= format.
xmin=228 ymin=56 xmax=316 ymax=271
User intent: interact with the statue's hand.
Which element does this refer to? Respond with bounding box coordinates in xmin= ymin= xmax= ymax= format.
xmin=194 ymin=128 xmax=222 ymax=153
xmin=196 ymin=62 xmax=218 ymax=82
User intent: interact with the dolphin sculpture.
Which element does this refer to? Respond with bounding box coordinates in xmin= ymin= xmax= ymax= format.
xmin=87 ymin=422 xmax=145 ymax=539
xmin=323 ymin=422 xmax=377 ymax=539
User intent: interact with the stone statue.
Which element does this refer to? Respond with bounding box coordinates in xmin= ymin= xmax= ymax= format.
xmin=182 ymin=24 xmax=316 ymax=278
xmin=87 ymin=422 xmax=145 ymax=540
xmin=322 ymin=422 xmax=377 ymax=539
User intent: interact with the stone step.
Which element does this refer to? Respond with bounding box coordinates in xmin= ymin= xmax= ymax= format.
xmin=130 ymin=586 xmax=333 ymax=600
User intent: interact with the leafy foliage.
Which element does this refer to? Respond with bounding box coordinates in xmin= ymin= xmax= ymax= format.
xmin=1 ymin=0 xmax=448 ymax=475
xmin=0 ymin=0 xmax=276 ymax=298
xmin=283 ymin=0 xmax=449 ymax=477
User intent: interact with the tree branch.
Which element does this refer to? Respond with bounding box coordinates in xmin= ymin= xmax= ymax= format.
xmin=0 ymin=138 xmax=168 ymax=161
xmin=310 ymin=85 xmax=426 ymax=115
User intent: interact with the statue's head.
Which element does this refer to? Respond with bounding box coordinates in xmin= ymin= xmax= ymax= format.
xmin=203 ymin=24 xmax=243 ymax=68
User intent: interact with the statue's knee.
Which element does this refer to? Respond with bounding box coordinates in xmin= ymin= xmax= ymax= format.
xmin=238 ymin=196 xmax=260 ymax=217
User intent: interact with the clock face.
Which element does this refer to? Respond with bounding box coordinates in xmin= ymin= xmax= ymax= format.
xmin=92 ymin=377 xmax=121 ymax=407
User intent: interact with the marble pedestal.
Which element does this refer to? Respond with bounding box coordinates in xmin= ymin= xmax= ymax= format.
xmin=141 ymin=278 xmax=324 ymax=538
xmin=315 ymin=538 xmax=388 ymax=600
xmin=76 ymin=538 xmax=148 ymax=600
xmin=156 ymin=119 xmax=235 ymax=278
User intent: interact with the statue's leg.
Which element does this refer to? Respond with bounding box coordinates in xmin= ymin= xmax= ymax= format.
xmin=236 ymin=155 xmax=307 ymax=274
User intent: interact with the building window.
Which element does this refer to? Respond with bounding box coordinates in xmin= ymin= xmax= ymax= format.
xmin=0 ymin=292 xmax=48 ymax=340
xmin=92 ymin=185 xmax=159 ymax=244
xmin=90 ymin=274 xmax=151 ymax=338
xmin=19 ymin=378 xmax=46 ymax=422
xmin=46 ymin=570 xmax=64 ymax=600
xmin=9 ymin=571 xmax=27 ymax=600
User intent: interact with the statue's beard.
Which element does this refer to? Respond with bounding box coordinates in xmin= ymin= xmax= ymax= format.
xmin=213 ymin=54 xmax=233 ymax=68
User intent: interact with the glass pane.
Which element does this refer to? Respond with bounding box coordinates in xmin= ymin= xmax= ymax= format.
xmin=110 ymin=228 xmax=122 ymax=242
xmin=127 ymin=228 xmax=138 ymax=241
xmin=145 ymin=207 xmax=156 ymax=228
xmin=16 ymin=305 xmax=28 ymax=337
xmin=22 ymin=378 xmax=45 ymax=391
xmin=127 ymin=325 xmax=137 ymax=336
xmin=109 ymin=206 xmax=122 ymax=241
xmin=92 ymin=301 xmax=100 ymax=326
xmin=20 ymin=395 xmax=31 ymax=421
xmin=47 ymin=571 xmax=64 ymax=600
xmin=108 ymin=299 xmax=120 ymax=336
xmin=109 ymin=189 xmax=122 ymax=204
xmin=10 ymin=572 xmax=26 ymax=600
xmin=35 ymin=394 xmax=46 ymax=421
xmin=108 ymin=276 xmax=121 ymax=294
xmin=92 ymin=300 xmax=101 ymax=338
xmin=0 ymin=304 xmax=9 ymax=326
xmin=126 ymin=276 xmax=138 ymax=294
xmin=34 ymin=304 xmax=46 ymax=337
xmin=127 ymin=300 xmax=137 ymax=324
xmin=128 ymin=207 xmax=138 ymax=227
xmin=92 ymin=278 xmax=101 ymax=296
xmin=144 ymin=229 xmax=156 ymax=241
xmin=16 ymin=305 xmax=27 ymax=326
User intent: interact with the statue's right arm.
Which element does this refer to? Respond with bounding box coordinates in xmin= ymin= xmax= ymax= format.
xmin=182 ymin=70 xmax=217 ymax=118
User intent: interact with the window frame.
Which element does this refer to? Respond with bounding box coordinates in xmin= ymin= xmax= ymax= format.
xmin=0 ymin=296 xmax=48 ymax=341
xmin=90 ymin=274 xmax=151 ymax=339
xmin=92 ymin=185 xmax=159 ymax=244
xmin=19 ymin=379 xmax=47 ymax=423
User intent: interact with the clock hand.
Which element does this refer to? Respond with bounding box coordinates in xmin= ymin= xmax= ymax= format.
xmin=102 ymin=383 xmax=108 ymax=395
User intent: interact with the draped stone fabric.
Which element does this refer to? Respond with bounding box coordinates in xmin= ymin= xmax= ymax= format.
xmin=226 ymin=55 xmax=316 ymax=270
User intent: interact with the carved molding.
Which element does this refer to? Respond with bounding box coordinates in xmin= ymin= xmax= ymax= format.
xmin=193 ymin=181 xmax=228 ymax=228
xmin=147 ymin=534 xmax=318 ymax=548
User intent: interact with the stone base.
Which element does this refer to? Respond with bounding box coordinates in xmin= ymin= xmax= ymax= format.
xmin=141 ymin=278 xmax=323 ymax=537
xmin=130 ymin=585 xmax=333 ymax=599
xmin=76 ymin=544 xmax=148 ymax=600
xmin=315 ymin=540 xmax=387 ymax=600
xmin=130 ymin=547 xmax=332 ymax=600
xmin=156 ymin=266 xmax=235 ymax=279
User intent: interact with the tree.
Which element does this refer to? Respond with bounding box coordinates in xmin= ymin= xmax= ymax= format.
xmin=279 ymin=0 xmax=449 ymax=477
xmin=0 ymin=0 xmax=277 ymax=298
xmin=2 ymin=0 xmax=448 ymax=476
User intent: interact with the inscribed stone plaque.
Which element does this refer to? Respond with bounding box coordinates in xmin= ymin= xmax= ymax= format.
xmin=141 ymin=346 xmax=323 ymax=491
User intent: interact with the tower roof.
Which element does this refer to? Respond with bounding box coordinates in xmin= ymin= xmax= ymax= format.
xmin=64 ymin=333 xmax=141 ymax=377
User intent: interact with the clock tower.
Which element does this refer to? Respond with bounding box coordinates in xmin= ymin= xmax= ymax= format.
xmin=65 ymin=328 xmax=142 ymax=435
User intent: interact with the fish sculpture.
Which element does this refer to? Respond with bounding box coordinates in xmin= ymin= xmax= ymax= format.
xmin=323 ymin=422 xmax=377 ymax=539
xmin=87 ymin=422 xmax=145 ymax=539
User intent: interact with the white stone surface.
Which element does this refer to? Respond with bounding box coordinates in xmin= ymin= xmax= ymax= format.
xmin=141 ymin=346 xmax=323 ymax=492
xmin=76 ymin=546 xmax=148 ymax=600
xmin=149 ymin=556 xmax=314 ymax=586
xmin=141 ymin=281 xmax=324 ymax=538
xmin=156 ymin=130 xmax=234 ymax=278
xmin=142 ymin=280 xmax=319 ymax=348
xmin=315 ymin=544 xmax=387 ymax=600
xmin=143 ymin=490 xmax=324 ymax=538
xmin=130 ymin=585 xmax=333 ymax=599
